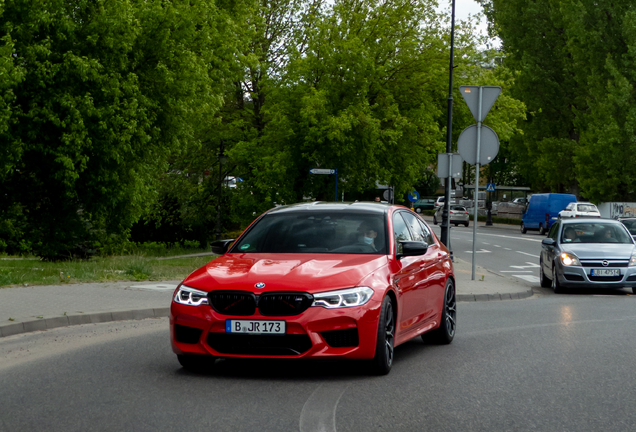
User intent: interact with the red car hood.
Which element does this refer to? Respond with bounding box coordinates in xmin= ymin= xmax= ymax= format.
xmin=183 ymin=253 xmax=388 ymax=293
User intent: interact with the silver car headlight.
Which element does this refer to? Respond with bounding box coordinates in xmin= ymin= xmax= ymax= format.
xmin=174 ymin=284 xmax=209 ymax=306
xmin=312 ymin=287 xmax=374 ymax=309
xmin=560 ymin=252 xmax=581 ymax=267
xmin=629 ymin=253 xmax=636 ymax=267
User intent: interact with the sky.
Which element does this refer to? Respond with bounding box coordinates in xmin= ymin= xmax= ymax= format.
xmin=438 ymin=0 xmax=499 ymax=48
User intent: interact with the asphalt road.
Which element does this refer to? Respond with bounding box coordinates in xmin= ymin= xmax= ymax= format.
xmin=3 ymin=295 xmax=636 ymax=432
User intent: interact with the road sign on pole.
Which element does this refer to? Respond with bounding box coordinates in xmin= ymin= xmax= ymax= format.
xmin=437 ymin=153 xmax=463 ymax=179
xmin=486 ymin=183 xmax=495 ymax=192
xmin=309 ymin=168 xmax=338 ymax=201
xmin=457 ymin=125 xmax=499 ymax=165
xmin=459 ymin=86 xmax=501 ymax=122
xmin=408 ymin=191 xmax=420 ymax=203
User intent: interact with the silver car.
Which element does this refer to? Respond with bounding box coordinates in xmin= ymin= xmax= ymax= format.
xmin=540 ymin=218 xmax=636 ymax=293
xmin=433 ymin=205 xmax=469 ymax=227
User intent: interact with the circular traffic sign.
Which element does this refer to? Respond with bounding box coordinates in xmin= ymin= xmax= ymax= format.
xmin=408 ymin=191 xmax=420 ymax=202
xmin=457 ymin=124 xmax=499 ymax=165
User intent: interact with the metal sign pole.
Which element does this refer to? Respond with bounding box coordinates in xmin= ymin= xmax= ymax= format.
xmin=335 ymin=169 xmax=338 ymax=202
xmin=471 ymin=87 xmax=483 ymax=281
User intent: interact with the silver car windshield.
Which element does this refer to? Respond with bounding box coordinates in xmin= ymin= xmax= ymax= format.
xmin=561 ymin=223 xmax=632 ymax=244
xmin=231 ymin=211 xmax=387 ymax=254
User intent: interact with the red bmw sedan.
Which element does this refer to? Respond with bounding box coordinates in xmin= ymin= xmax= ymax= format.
xmin=170 ymin=202 xmax=456 ymax=375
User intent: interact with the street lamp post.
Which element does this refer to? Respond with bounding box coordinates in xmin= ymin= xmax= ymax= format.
xmin=440 ymin=0 xmax=456 ymax=259
xmin=216 ymin=139 xmax=227 ymax=241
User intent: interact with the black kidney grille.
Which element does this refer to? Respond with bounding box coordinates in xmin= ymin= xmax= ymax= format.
xmin=208 ymin=291 xmax=256 ymax=316
xmin=257 ymin=292 xmax=314 ymax=316
xmin=321 ymin=328 xmax=359 ymax=348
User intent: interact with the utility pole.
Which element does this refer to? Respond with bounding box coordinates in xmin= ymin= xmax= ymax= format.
xmin=440 ymin=0 xmax=456 ymax=258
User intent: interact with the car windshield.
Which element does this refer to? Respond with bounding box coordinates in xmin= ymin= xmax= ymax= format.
xmin=561 ymin=223 xmax=633 ymax=244
xmin=622 ymin=220 xmax=636 ymax=235
xmin=450 ymin=206 xmax=465 ymax=211
xmin=231 ymin=211 xmax=387 ymax=254
xmin=577 ymin=204 xmax=597 ymax=212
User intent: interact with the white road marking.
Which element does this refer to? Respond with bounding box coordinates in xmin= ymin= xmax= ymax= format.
xmin=299 ymin=383 xmax=349 ymax=432
xmin=504 ymin=248 xmax=512 ymax=250
xmin=517 ymin=251 xmax=540 ymax=258
xmin=447 ymin=231 xmax=543 ymax=243
xmin=510 ymin=262 xmax=540 ymax=269
xmin=465 ymin=249 xmax=492 ymax=254
xmin=500 ymin=270 xmax=532 ymax=273
xmin=129 ymin=284 xmax=178 ymax=291
xmin=493 ymin=245 xmax=501 ymax=247
xmin=514 ymin=275 xmax=540 ymax=283
xmin=482 ymin=242 xmax=490 ymax=245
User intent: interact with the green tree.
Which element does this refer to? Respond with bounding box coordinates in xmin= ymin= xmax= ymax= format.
xmin=0 ymin=0 xmax=239 ymax=258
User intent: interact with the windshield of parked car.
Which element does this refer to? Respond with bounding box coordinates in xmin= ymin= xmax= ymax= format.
xmin=450 ymin=206 xmax=466 ymax=211
xmin=231 ymin=211 xmax=387 ymax=254
xmin=561 ymin=223 xmax=633 ymax=244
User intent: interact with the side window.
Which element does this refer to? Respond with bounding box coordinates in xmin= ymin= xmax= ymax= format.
xmin=548 ymin=221 xmax=560 ymax=240
xmin=565 ymin=203 xmax=574 ymax=211
xmin=393 ymin=212 xmax=413 ymax=255
xmin=401 ymin=212 xmax=427 ymax=243
xmin=417 ymin=219 xmax=435 ymax=245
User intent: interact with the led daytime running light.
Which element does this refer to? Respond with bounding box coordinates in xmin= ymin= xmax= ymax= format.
xmin=174 ymin=285 xmax=209 ymax=306
xmin=312 ymin=287 xmax=374 ymax=309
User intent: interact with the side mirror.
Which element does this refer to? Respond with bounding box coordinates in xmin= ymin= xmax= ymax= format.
xmin=398 ymin=241 xmax=429 ymax=258
xmin=211 ymin=239 xmax=235 ymax=255
xmin=541 ymin=238 xmax=556 ymax=246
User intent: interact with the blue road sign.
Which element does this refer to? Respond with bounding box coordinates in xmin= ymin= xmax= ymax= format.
xmin=408 ymin=191 xmax=420 ymax=202
xmin=486 ymin=183 xmax=495 ymax=192
xmin=308 ymin=169 xmax=336 ymax=175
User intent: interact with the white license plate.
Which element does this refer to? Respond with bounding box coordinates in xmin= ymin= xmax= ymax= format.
xmin=591 ymin=269 xmax=620 ymax=277
xmin=225 ymin=320 xmax=285 ymax=334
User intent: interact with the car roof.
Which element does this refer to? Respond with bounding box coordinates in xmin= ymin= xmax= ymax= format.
xmin=561 ymin=217 xmax=619 ymax=224
xmin=265 ymin=201 xmax=392 ymax=215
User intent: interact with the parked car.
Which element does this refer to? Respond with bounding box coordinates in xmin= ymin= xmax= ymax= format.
xmin=433 ymin=205 xmax=470 ymax=227
xmin=413 ymin=198 xmax=436 ymax=213
xmin=512 ymin=197 xmax=528 ymax=206
xmin=171 ymin=202 xmax=456 ymax=375
xmin=539 ymin=218 xmax=636 ymax=293
xmin=558 ymin=202 xmax=601 ymax=218
xmin=521 ymin=193 xmax=577 ymax=235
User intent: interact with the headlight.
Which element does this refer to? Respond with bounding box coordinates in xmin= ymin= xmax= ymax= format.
xmin=174 ymin=284 xmax=209 ymax=306
xmin=560 ymin=252 xmax=581 ymax=266
xmin=312 ymin=287 xmax=374 ymax=309
xmin=629 ymin=253 xmax=636 ymax=267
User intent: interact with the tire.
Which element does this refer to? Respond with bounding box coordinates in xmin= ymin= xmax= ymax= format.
xmin=464 ymin=222 xmax=469 ymax=227
xmin=538 ymin=224 xmax=545 ymax=235
xmin=433 ymin=215 xmax=437 ymax=225
xmin=370 ymin=296 xmax=395 ymax=375
xmin=415 ymin=208 xmax=422 ymax=213
xmin=552 ymin=265 xmax=563 ymax=294
xmin=632 ymin=287 xmax=636 ymax=295
xmin=521 ymin=223 xmax=527 ymax=234
xmin=423 ymin=279 xmax=456 ymax=345
xmin=177 ymin=354 xmax=215 ymax=373
xmin=539 ymin=258 xmax=551 ymax=288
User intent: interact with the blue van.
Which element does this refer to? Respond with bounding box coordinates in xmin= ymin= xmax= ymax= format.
xmin=521 ymin=193 xmax=577 ymax=235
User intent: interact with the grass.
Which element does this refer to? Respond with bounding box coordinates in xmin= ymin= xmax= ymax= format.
xmin=0 ymin=251 xmax=214 ymax=288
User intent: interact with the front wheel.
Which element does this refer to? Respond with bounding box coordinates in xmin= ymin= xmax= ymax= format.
xmin=521 ymin=223 xmax=527 ymax=234
xmin=415 ymin=208 xmax=422 ymax=213
xmin=539 ymin=224 xmax=546 ymax=235
xmin=632 ymin=287 xmax=636 ymax=295
xmin=433 ymin=215 xmax=438 ymax=225
xmin=464 ymin=222 xmax=469 ymax=227
xmin=370 ymin=296 xmax=395 ymax=375
xmin=552 ymin=265 xmax=564 ymax=294
xmin=423 ymin=279 xmax=456 ymax=345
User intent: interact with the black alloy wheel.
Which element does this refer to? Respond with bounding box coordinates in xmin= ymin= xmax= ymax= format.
xmin=177 ymin=354 xmax=216 ymax=373
xmin=371 ymin=296 xmax=395 ymax=375
xmin=539 ymin=258 xmax=551 ymax=288
xmin=423 ymin=279 xmax=456 ymax=345
xmin=552 ymin=265 xmax=563 ymax=294
xmin=521 ymin=222 xmax=527 ymax=234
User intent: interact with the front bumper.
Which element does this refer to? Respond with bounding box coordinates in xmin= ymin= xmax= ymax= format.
xmin=557 ymin=264 xmax=636 ymax=288
xmin=170 ymin=299 xmax=383 ymax=360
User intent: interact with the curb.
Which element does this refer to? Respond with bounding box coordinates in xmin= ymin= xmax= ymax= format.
xmin=0 ymin=307 xmax=169 ymax=338
xmin=457 ymin=289 xmax=534 ymax=302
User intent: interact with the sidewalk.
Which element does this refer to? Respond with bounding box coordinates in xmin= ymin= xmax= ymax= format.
xmin=0 ymin=256 xmax=533 ymax=338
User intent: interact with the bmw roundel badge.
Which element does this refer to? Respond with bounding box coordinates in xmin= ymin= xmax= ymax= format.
xmin=255 ymin=282 xmax=266 ymax=289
